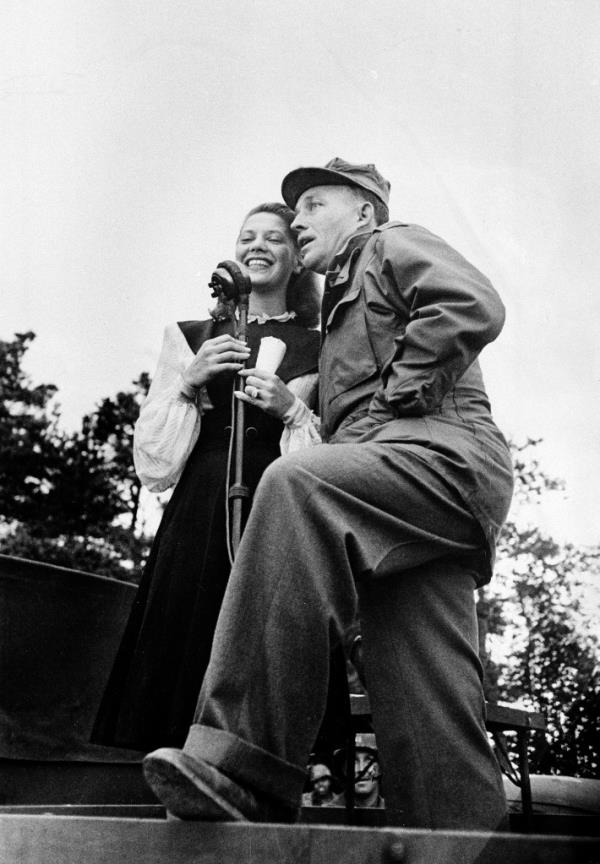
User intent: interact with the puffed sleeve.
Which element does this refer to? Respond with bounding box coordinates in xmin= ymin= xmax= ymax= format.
xmin=279 ymin=372 xmax=322 ymax=453
xmin=372 ymin=225 xmax=505 ymax=415
xmin=133 ymin=323 xmax=208 ymax=491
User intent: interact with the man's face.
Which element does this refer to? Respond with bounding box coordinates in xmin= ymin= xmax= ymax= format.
xmin=313 ymin=776 xmax=331 ymax=796
xmin=354 ymin=750 xmax=379 ymax=798
xmin=291 ymin=185 xmax=363 ymax=274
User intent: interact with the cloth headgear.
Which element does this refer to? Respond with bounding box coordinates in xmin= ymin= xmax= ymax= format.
xmin=281 ymin=156 xmax=391 ymax=211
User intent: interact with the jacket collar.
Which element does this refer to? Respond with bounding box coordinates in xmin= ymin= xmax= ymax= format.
xmin=321 ymin=229 xmax=374 ymax=335
xmin=325 ymin=229 xmax=374 ymax=288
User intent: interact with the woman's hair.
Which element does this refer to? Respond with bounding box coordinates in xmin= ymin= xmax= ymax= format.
xmin=239 ymin=202 xmax=322 ymax=329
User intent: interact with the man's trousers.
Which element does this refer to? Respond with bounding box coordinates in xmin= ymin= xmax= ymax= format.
xmin=182 ymin=441 xmax=508 ymax=830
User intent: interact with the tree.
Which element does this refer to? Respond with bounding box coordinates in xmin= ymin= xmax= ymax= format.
xmin=0 ymin=332 xmax=152 ymax=580
xmin=481 ymin=440 xmax=600 ymax=778
xmin=79 ymin=372 xmax=151 ymax=534
xmin=0 ymin=331 xmax=61 ymax=523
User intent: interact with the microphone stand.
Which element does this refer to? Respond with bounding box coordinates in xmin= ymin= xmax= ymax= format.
xmin=208 ymin=261 xmax=252 ymax=559
xmin=229 ymin=284 xmax=251 ymax=556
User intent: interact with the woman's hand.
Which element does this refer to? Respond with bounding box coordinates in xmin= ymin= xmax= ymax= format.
xmin=182 ymin=334 xmax=251 ymax=388
xmin=236 ymin=368 xmax=295 ymax=419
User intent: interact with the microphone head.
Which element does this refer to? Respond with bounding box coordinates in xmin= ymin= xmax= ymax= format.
xmin=209 ymin=260 xmax=252 ymax=301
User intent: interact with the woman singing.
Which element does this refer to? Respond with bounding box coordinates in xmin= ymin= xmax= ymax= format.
xmin=92 ymin=202 xmax=321 ymax=751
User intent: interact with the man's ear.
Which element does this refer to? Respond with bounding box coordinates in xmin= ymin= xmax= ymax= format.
xmin=357 ymin=200 xmax=375 ymax=228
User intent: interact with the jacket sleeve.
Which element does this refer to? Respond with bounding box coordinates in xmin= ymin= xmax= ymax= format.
xmin=371 ymin=225 xmax=505 ymax=415
xmin=133 ymin=323 xmax=206 ymax=492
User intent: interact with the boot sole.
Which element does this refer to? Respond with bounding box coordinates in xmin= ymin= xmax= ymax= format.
xmin=143 ymin=748 xmax=250 ymax=821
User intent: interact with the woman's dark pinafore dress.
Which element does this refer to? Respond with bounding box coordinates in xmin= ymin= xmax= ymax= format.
xmin=92 ymin=317 xmax=320 ymax=751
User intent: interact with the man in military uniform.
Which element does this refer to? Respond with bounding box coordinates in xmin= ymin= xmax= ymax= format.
xmin=301 ymin=763 xmax=336 ymax=807
xmin=331 ymin=733 xmax=384 ymax=810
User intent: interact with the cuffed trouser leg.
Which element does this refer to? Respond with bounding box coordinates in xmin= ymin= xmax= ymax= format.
xmin=183 ymin=442 xmax=506 ymax=825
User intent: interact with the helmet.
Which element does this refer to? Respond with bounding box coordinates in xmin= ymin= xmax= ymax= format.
xmin=309 ymin=763 xmax=332 ymax=783
xmin=354 ymin=732 xmax=378 ymax=755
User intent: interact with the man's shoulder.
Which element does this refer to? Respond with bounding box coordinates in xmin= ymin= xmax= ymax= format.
xmin=371 ymin=220 xmax=441 ymax=246
xmin=367 ymin=221 xmax=459 ymax=265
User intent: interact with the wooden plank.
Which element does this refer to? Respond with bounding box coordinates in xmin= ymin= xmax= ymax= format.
xmin=1 ymin=816 xmax=599 ymax=864
xmin=485 ymin=703 xmax=546 ymax=733
xmin=350 ymin=693 xmax=371 ymax=715
xmin=0 ymin=804 xmax=165 ymax=819
xmin=2 ymin=805 xmax=596 ymax=839
xmin=0 ymin=758 xmax=155 ymax=805
xmin=350 ymin=694 xmax=547 ymax=733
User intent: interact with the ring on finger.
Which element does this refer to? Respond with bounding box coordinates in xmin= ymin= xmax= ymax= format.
xmin=246 ymin=385 xmax=258 ymax=399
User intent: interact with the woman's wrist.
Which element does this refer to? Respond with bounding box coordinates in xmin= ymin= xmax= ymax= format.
xmin=282 ymin=396 xmax=310 ymax=428
xmin=178 ymin=376 xmax=214 ymax=412
xmin=179 ymin=377 xmax=199 ymax=399
xmin=179 ymin=375 xmax=207 ymax=408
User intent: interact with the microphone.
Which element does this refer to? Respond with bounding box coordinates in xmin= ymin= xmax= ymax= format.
xmin=208 ymin=260 xmax=252 ymax=305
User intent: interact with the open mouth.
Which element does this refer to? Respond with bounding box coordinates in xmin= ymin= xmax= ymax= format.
xmin=244 ymin=257 xmax=272 ymax=270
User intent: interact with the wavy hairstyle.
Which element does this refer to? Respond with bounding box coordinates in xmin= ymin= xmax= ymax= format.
xmin=211 ymin=202 xmax=322 ymax=329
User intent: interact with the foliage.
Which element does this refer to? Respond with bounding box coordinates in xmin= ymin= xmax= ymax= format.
xmin=0 ymin=332 xmax=152 ymax=581
xmin=482 ymin=440 xmax=600 ymax=778
xmin=83 ymin=371 xmax=151 ymax=533
xmin=0 ymin=331 xmax=61 ymax=523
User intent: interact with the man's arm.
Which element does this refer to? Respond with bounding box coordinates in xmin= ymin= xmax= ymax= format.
xmin=372 ymin=224 xmax=505 ymax=416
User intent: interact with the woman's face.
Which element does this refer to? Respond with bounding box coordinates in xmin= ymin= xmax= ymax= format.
xmin=235 ymin=212 xmax=300 ymax=293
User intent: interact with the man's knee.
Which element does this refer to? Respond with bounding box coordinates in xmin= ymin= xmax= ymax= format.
xmin=255 ymin=452 xmax=314 ymax=499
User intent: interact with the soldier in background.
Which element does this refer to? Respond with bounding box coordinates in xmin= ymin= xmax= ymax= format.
xmin=301 ymin=763 xmax=336 ymax=807
xmin=332 ymin=733 xmax=384 ymax=810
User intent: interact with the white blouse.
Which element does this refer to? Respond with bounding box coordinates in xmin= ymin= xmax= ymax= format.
xmin=134 ymin=321 xmax=322 ymax=492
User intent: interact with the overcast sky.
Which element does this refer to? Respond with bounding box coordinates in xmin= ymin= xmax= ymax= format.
xmin=2 ymin=0 xmax=599 ymax=546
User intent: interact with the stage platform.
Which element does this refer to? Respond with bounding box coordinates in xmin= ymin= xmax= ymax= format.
xmin=1 ymin=812 xmax=600 ymax=864
xmin=2 ymin=554 xmax=599 ymax=861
